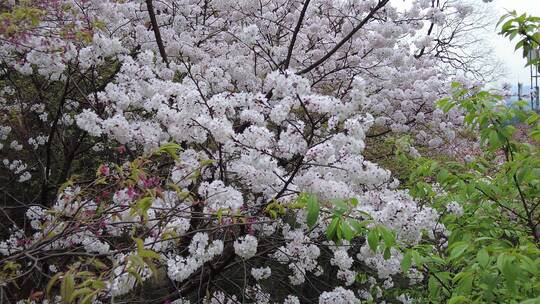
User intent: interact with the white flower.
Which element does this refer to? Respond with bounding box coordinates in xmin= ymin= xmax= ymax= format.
xmin=10 ymin=140 xmax=22 ymax=151
xmin=167 ymin=233 xmax=224 ymax=282
xmin=283 ymin=295 xmax=300 ymax=304
xmin=240 ymin=24 xmax=259 ymax=44
xmin=76 ymin=109 xmax=103 ymax=136
xmin=319 ymin=287 xmax=358 ymax=304
xmin=251 ymin=266 xmax=271 ymax=280
xmin=198 ymin=181 xmax=244 ymax=211
xmin=233 ymin=235 xmax=258 ymax=259
xmin=49 ymin=264 xmax=58 ymax=273
xmin=18 ymin=171 xmax=31 ymax=183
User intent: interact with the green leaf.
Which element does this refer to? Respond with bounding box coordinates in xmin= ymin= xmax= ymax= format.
xmin=437 ymin=169 xmax=449 ymax=184
xmin=516 ymin=166 xmax=532 ymax=183
xmin=428 ymin=276 xmax=440 ymax=298
xmin=379 ymin=226 xmax=395 ymax=248
xmin=216 ymin=208 xmax=223 ymax=221
xmin=516 ymin=39 xmax=526 ymax=51
xmin=367 ymin=228 xmax=380 ymax=252
xmin=129 ymin=255 xmax=145 ymax=268
xmin=91 ymin=280 xmax=107 ymax=290
xmin=401 ymin=250 xmax=413 ymax=273
xmin=448 ymin=296 xmax=470 ymax=304
xmin=132 ymin=196 xmax=153 ymax=219
xmin=520 ymin=255 xmax=539 ymax=276
xmin=477 ymin=248 xmax=489 ymax=267
xmin=488 ymin=129 xmax=501 ymax=149
xmin=200 ymin=159 xmax=215 ymax=166
xmin=341 ymin=221 xmax=354 ymax=241
xmin=154 ymin=142 xmax=181 ymax=160
xmin=349 ymin=219 xmax=370 ymax=234
xmin=526 ymin=113 xmax=539 ymax=124
xmin=335 ymin=221 xmax=343 ymax=242
xmin=80 ymin=292 xmax=97 ymax=304
xmin=47 ymin=272 xmax=63 ymax=295
xmin=140 ymin=248 xmax=161 ymax=260
xmin=449 ymin=242 xmax=469 ymax=260
xmin=501 ymin=20 xmax=515 ymax=33
xmin=330 ymin=199 xmax=348 ymax=215
xmin=134 ymin=237 xmax=145 ymax=253
xmin=454 ymin=272 xmax=474 ymax=295
xmin=412 ymin=250 xmax=424 ymax=268
xmin=326 ymin=217 xmax=339 ymax=241
xmin=533 ymin=32 xmax=540 ymax=45
xmin=127 ymin=268 xmax=143 ymax=286
xmin=69 ymin=287 xmax=93 ymax=302
xmin=383 ymin=247 xmax=391 ymax=260
xmin=60 ymin=272 xmax=75 ymax=303
xmin=306 ymin=194 xmax=319 ymax=228
xmin=530 ymin=129 xmax=540 ymax=141
xmin=451 ymin=82 xmax=462 ymax=89
xmin=497 ymin=14 xmax=510 ymax=27
xmin=500 ymin=255 xmax=518 ymax=292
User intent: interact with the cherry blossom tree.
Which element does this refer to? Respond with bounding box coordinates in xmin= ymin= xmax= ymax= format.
xmin=0 ymin=0 xmax=494 ymax=302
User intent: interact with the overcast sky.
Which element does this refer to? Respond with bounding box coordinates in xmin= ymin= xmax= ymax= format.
xmin=488 ymin=0 xmax=540 ymax=86
xmin=391 ymin=0 xmax=540 ymax=86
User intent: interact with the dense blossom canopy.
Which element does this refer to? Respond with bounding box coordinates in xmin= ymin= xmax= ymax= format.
xmin=0 ymin=0 xmax=485 ymax=303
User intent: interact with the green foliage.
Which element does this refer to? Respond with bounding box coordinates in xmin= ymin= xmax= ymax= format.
xmin=265 ymin=200 xmax=286 ymax=219
xmin=0 ymin=3 xmax=44 ymax=38
xmin=153 ymin=142 xmax=183 ymax=160
xmin=499 ymin=11 xmax=540 ymax=66
xmin=406 ymin=85 xmax=540 ymax=303
xmin=296 ymin=194 xmax=398 ymax=258
xmin=306 ymin=194 xmax=319 ymax=228
xmin=46 ymin=269 xmax=107 ymax=304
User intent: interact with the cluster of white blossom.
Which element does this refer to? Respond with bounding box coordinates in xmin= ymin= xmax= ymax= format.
xmin=251 ymin=266 xmax=272 ymax=281
xmin=233 ymin=235 xmax=259 ymax=259
xmin=283 ymin=295 xmax=301 ymax=304
xmin=318 ymin=287 xmax=359 ymax=304
xmin=272 ymin=227 xmax=322 ymax=285
xmin=358 ymin=189 xmax=443 ymax=245
xmin=199 ymin=181 xmax=244 ymax=212
xmin=2 ymin=159 xmax=31 ymax=182
xmin=108 ymin=256 xmax=141 ymax=297
xmin=167 ymin=233 xmax=224 ymax=282
xmin=330 ymin=243 xmax=356 ymax=286
xmin=27 ymin=135 xmax=48 ymax=150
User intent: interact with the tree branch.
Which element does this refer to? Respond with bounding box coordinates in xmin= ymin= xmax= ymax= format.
xmin=146 ymin=0 xmax=169 ymax=65
xmin=282 ymin=0 xmax=311 ymax=70
xmin=40 ymin=75 xmax=71 ymax=206
xmin=298 ymin=0 xmax=389 ymax=75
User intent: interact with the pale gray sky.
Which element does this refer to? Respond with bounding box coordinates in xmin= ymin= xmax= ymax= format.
xmin=488 ymin=0 xmax=540 ymax=85
xmin=391 ymin=0 xmax=540 ymax=86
